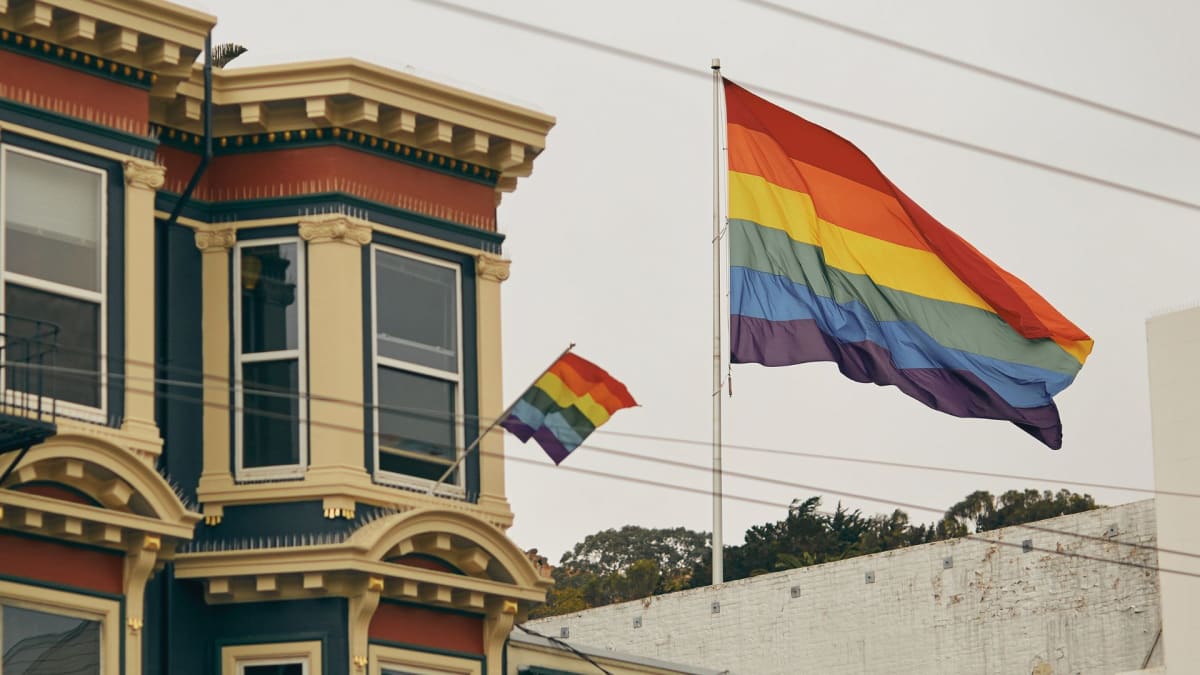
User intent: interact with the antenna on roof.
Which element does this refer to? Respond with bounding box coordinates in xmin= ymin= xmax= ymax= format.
xmin=211 ymin=43 xmax=248 ymax=68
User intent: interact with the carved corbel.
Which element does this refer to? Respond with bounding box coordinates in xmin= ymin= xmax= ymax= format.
xmin=194 ymin=228 xmax=236 ymax=253
xmin=483 ymin=598 xmax=519 ymax=664
xmin=476 ymin=254 xmax=511 ymax=283
xmin=123 ymin=160 xmax=165 ymax=191
xmin=123 ymin=532 xmax=160 ymax=675
xmin=299 ymin=217 xmax=372 ymax=246
xmin=348 ymin=576 xmax=384 ymax=673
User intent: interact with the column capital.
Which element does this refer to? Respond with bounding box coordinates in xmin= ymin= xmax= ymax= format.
xmin=123 ymin=159 xmax=165 ymax=191
xmin=299 ymin=216 xmax=372 ymax=246
xmin=194 ymin=228 xmax=236 ymax=252
xmin=476 ymin=253 xmax=511 ymax=283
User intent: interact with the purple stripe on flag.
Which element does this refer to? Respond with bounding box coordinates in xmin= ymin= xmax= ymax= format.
xmin=532 ymin=426 xmax=571 ymax=464
xmin=500 ymin=413 xmax=536 ymax=442
xmin=731 ymin=315 xmax=1064 ymax=448
xmin=501 ymin=413 xmax=572 ymax=464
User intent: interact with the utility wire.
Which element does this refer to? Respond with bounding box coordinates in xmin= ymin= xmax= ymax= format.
xmin=6 ymin=362 xmax=1199 ymax=571
xmin=514 ymin=623 xmax=614 ymax=675
xmin=9 ymin=350 xmax=1197 ymax=500
xmin=742 ymin=0 xmax=1200 ymax=143
xmin=412 ymin=0 xmax=1200 ymax=213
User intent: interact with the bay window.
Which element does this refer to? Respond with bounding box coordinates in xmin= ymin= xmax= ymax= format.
xmin=0 ymin=146 xmax=105 ymax=417
xmin=371 ymin=246 xmax=463 ymax=487
xmin=234 ymin=239 xmax=306 ymax=479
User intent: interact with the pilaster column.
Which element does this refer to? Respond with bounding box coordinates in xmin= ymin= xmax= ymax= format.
xmin=195 ymin=228 xmax=235 ymax=502
xmin=121 ymin=160 xmax=166 ymax=459
xmin=300 ymin=217 xmax=370 ymax=481
xmin=475 ymin=254 xmax=512 ymax=517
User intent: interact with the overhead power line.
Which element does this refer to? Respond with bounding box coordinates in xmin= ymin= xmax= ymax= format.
xmin=10 ymin=350 xmax=1197 ymax=500
xmin=742 ymin=0 xmax=1200 ymax=143
xmin=4 ymin=361 xmax=1198 ymax=572
xmin=413 ymin=0 xmax=1200 ymax=213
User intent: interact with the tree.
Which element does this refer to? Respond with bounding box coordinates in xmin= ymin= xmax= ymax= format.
xmin=946 ymin=489 xmax=1099 ymax=533
xmin=531 ymin=488 xmax=1103 ymax=618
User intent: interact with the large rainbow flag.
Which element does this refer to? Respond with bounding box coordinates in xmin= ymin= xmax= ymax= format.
xmin=724 ymin=80 xmax=1092 ymax=448
xmin=501 ymin=352 xmax=637 ymax=464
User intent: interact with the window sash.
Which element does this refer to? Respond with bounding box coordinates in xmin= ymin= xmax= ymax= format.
xmin=0 ymin=145 xmax=108 ymax=421
xmin=233 ymin=237 xmax=307 ymax=480
xmin=0 ymin=580 xmax=119 ymax=675
xmin=370 ymin=245 xmax=464 ymax=490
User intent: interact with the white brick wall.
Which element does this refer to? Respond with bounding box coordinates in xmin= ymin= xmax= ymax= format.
xmin=529 ymin=501 xmax=1163 ymax=675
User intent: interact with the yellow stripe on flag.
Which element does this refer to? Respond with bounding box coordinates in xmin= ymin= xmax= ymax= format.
xmin=534 ymin=371 xmax=612 ymax=427
xmin=729 ymin=171 xmax=994 ymax=313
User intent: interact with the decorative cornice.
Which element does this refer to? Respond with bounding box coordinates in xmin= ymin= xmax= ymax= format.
xmin=0 ymin=29 xmax=156 ymax=90
xmin=476 ymin=254 xmax=511 ymax=283
xmin=300 ymin=217 xmax=372 ymax=246
xmin=123 ymin=159 xmax=165 ymax=190
xmin=194 ymin=228 xmax=236 ymax=252
xmin=151 ymin=123 xmax=500 ymax=187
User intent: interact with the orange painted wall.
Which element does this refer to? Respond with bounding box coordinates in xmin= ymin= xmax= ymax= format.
xmin=156 ymin=143 xmax=497 ymax=231
xmin=0 ymin=531 xmax=123 ymax=595
xmin=0 ymin=50 xmax=149 ymax=134
xmin=369 ymin=601 xmax=484 ymax=655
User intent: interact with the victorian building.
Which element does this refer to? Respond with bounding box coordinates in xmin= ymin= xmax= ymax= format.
xmin=0 ymin=1 xmax=637 ymax=673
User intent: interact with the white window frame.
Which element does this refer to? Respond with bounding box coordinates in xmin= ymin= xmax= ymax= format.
xmin=221 ymin=640 xmax=321 ymax=675
xmin=370 ymin=244 xmax=465 ymax=493
xmin=233 ymin=237 xmax=308 ymax=481
xmin=0 ymin=144 xmax=108 ymax=423
xmin=0 ymin=579 xmax=119 ymax=675
xmin=369 ymin=643 xmax=481 ymax=675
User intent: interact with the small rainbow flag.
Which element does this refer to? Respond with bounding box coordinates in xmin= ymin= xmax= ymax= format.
xmin=725 ymin=79 xmax=1092 ymax=448
xmin=501 ymin=351 xmax=637 ymax=464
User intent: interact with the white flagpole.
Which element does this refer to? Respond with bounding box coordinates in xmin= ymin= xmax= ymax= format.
xmin=428 ymin=343 xmax=576 ymax=496
xmin=711 ymin=57 xmax=725 ymax=585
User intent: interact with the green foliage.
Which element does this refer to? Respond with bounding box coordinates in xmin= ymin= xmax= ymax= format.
xmin=946 ymin=489 xmax=1099 ymax=532
xmin=533 ymin=488 xmax=1101 ymax=618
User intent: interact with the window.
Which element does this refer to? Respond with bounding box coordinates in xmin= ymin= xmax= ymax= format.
xmin=0 ymin=580 xmax=119 ymax=675
xmin=0 ymin=146 xmax=106 ymax=417
xmin=221 ymin=641 xmax=321 ymax=675
xmin=371 ymin=247 xmax=463 ymax=487
xmin=239 ymin=660 xmax=306 ymax=675
xmin=369 ymin=644 xmax=481 ymax=675
xmin=234 ymin=240 xmax=306 ymax=479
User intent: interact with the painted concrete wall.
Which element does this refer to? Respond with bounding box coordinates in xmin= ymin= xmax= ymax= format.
xmin=1147 ymin=308 xmax=1200 ymax=673
xmin=530 ymin=501 xmax=1162 ymax=674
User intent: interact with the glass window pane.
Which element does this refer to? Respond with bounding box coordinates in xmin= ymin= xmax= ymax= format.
xmin=242 ymin=360 xmax=300 ymax=468
xmin=375 ymin=251 xmax=457 ymax=372
xmin=2 ymin=605 xmax=100 ymax=675
xmin=5 ymin=284 xmax=100 ymax=408
xmin=4 ymin=150 xmax=102 ymax=291
xmin=242 ymin=664 xmax=304 ymax=675
xmin=241 ymin=243 xmax=300 ymax=354
xmin=378 ymin=367 xmax=455 ymax=478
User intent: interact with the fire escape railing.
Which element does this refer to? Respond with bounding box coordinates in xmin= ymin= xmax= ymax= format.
xmin=0 ymin=313 xmax=59 ymax=484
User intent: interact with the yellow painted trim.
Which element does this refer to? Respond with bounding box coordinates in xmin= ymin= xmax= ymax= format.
xmin=368 ymin=643 xmax=481 ymax=675
xmin=349 ymin=509 xmax=545 ymax=590
xmin=6 ymin=433 xmax=199 ymax=530
xmin=194 ymin=469 xmax=515 ymax=531
xmin=152 ymin=213 xmax=500 ymax=258
xmin=0 ymin=578 xmax=121 ymax=675
xmin=0 ymin=118 xmax=145 ymax=163
xmin=30 ymin=0 xmax=214 ymax=50
xmin=221 ymin=640 xmax=322 ymax=675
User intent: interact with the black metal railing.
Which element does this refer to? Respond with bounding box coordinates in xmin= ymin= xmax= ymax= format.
xmin=0 ymin=313 xmax=59 ymax=459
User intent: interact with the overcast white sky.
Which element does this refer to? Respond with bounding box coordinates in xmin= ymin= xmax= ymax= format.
xmin=197 ymin=0 xmax=1200 ymax=562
